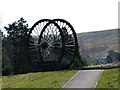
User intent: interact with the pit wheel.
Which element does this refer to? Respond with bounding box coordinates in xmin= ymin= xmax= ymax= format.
xmin=53 ymin=19 xmax=78 ymax=68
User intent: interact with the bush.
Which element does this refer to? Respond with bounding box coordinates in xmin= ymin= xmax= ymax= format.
xmin=2 ymin=65 xmax=13 ymax=76
xmin=70 ymin=55 xmax=84 ymax=69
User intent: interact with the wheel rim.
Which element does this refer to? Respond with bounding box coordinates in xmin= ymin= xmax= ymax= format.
xmin=53 ymin=19 xmax=78 ymax=68
xmin=27 ymin=19 xmax=51 ymax=63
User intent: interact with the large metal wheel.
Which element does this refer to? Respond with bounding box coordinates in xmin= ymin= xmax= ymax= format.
xmin=27 ymin=19 xmax=51 ymax=63
xmin=38 ymin=21 xmax=65 ymax=63
xmin=27 ymin=19 xmax=78 ymax=71
xmin=53 ymin=19 xmax=78 ymax=69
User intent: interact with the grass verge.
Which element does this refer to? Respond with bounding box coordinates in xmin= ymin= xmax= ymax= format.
xmin=2 ymin=70 xmax=78 ymax=88
xmin=95 ymin=68 xmax=119 ymax=88
xmin=0 ymin=77 xmax=2 ymax=89
xmin=84 ymin=62 xmax=120 ymax=68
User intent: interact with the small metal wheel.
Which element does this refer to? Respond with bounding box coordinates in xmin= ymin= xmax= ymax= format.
xmin=53 ymin=19 xmax=78 ymax=69
xmin=27 ymin=19 xmax=51 ymax=63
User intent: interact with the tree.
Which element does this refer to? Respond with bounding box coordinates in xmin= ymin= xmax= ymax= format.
xmin=96 ymin=60 xmax=99 ymax=65
xmin=4 ymin=17 xmax=30 ymax=74
xmin=106 ymin=55 xmax=112 ymax=63
xmin=0 ymin=30 xmax=2 ymax=75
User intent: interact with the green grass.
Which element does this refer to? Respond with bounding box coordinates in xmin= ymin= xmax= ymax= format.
xmin=84 ymin=62 xmax=120 ymax=68
xmin=96 ymin=68 xmax=119 ymax=88
xmin=2 ymin=70 xmax=78 ymax=88
xmin=0 ymin=77 xmax=2 ymax=89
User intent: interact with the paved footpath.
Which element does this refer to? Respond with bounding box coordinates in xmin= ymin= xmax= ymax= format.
xmin=63 ymin=70 xmax=103 ymax=89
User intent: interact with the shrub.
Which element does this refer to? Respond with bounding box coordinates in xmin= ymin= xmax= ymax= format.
xmin=2 ymin=65 xmax=13 ymax=76
xmin=70 ymin=55 xmax=84 ymax=69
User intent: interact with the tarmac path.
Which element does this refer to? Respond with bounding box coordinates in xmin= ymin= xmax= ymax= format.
xmin=63 ymin=70 xmax=103 ymax=89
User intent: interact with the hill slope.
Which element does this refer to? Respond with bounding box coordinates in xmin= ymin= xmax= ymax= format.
xmin=77 ymin=29 xmax=119 ymax=57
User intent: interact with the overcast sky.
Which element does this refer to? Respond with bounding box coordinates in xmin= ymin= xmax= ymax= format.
xmin=0 ymin=0 xmax=119 ymax=33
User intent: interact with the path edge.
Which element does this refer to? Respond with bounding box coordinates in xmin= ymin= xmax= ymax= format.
xmin=62 ymin=70 xmax=81 ymax=88
xmin=94 ymin=70 xmax=104 ymax=88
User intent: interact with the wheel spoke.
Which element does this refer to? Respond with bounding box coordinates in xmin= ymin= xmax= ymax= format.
xmin=65 ymin=49 xmax=74 ymax=55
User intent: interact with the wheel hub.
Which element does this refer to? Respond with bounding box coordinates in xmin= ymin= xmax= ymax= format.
xmin=41 ymin=42 xmax=49 ymax=49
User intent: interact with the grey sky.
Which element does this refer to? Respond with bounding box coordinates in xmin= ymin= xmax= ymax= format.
xmin=0 ymin=0 xmax=119 ymax=33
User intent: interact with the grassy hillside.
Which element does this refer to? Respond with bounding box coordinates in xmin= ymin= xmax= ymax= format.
xmin=96 ymin=68 xmax=119 ymax=88
xmin=2 ymin=70 xmax=78 ymax=88
xmin=77 ymin=29 xmax=119 ymax=57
